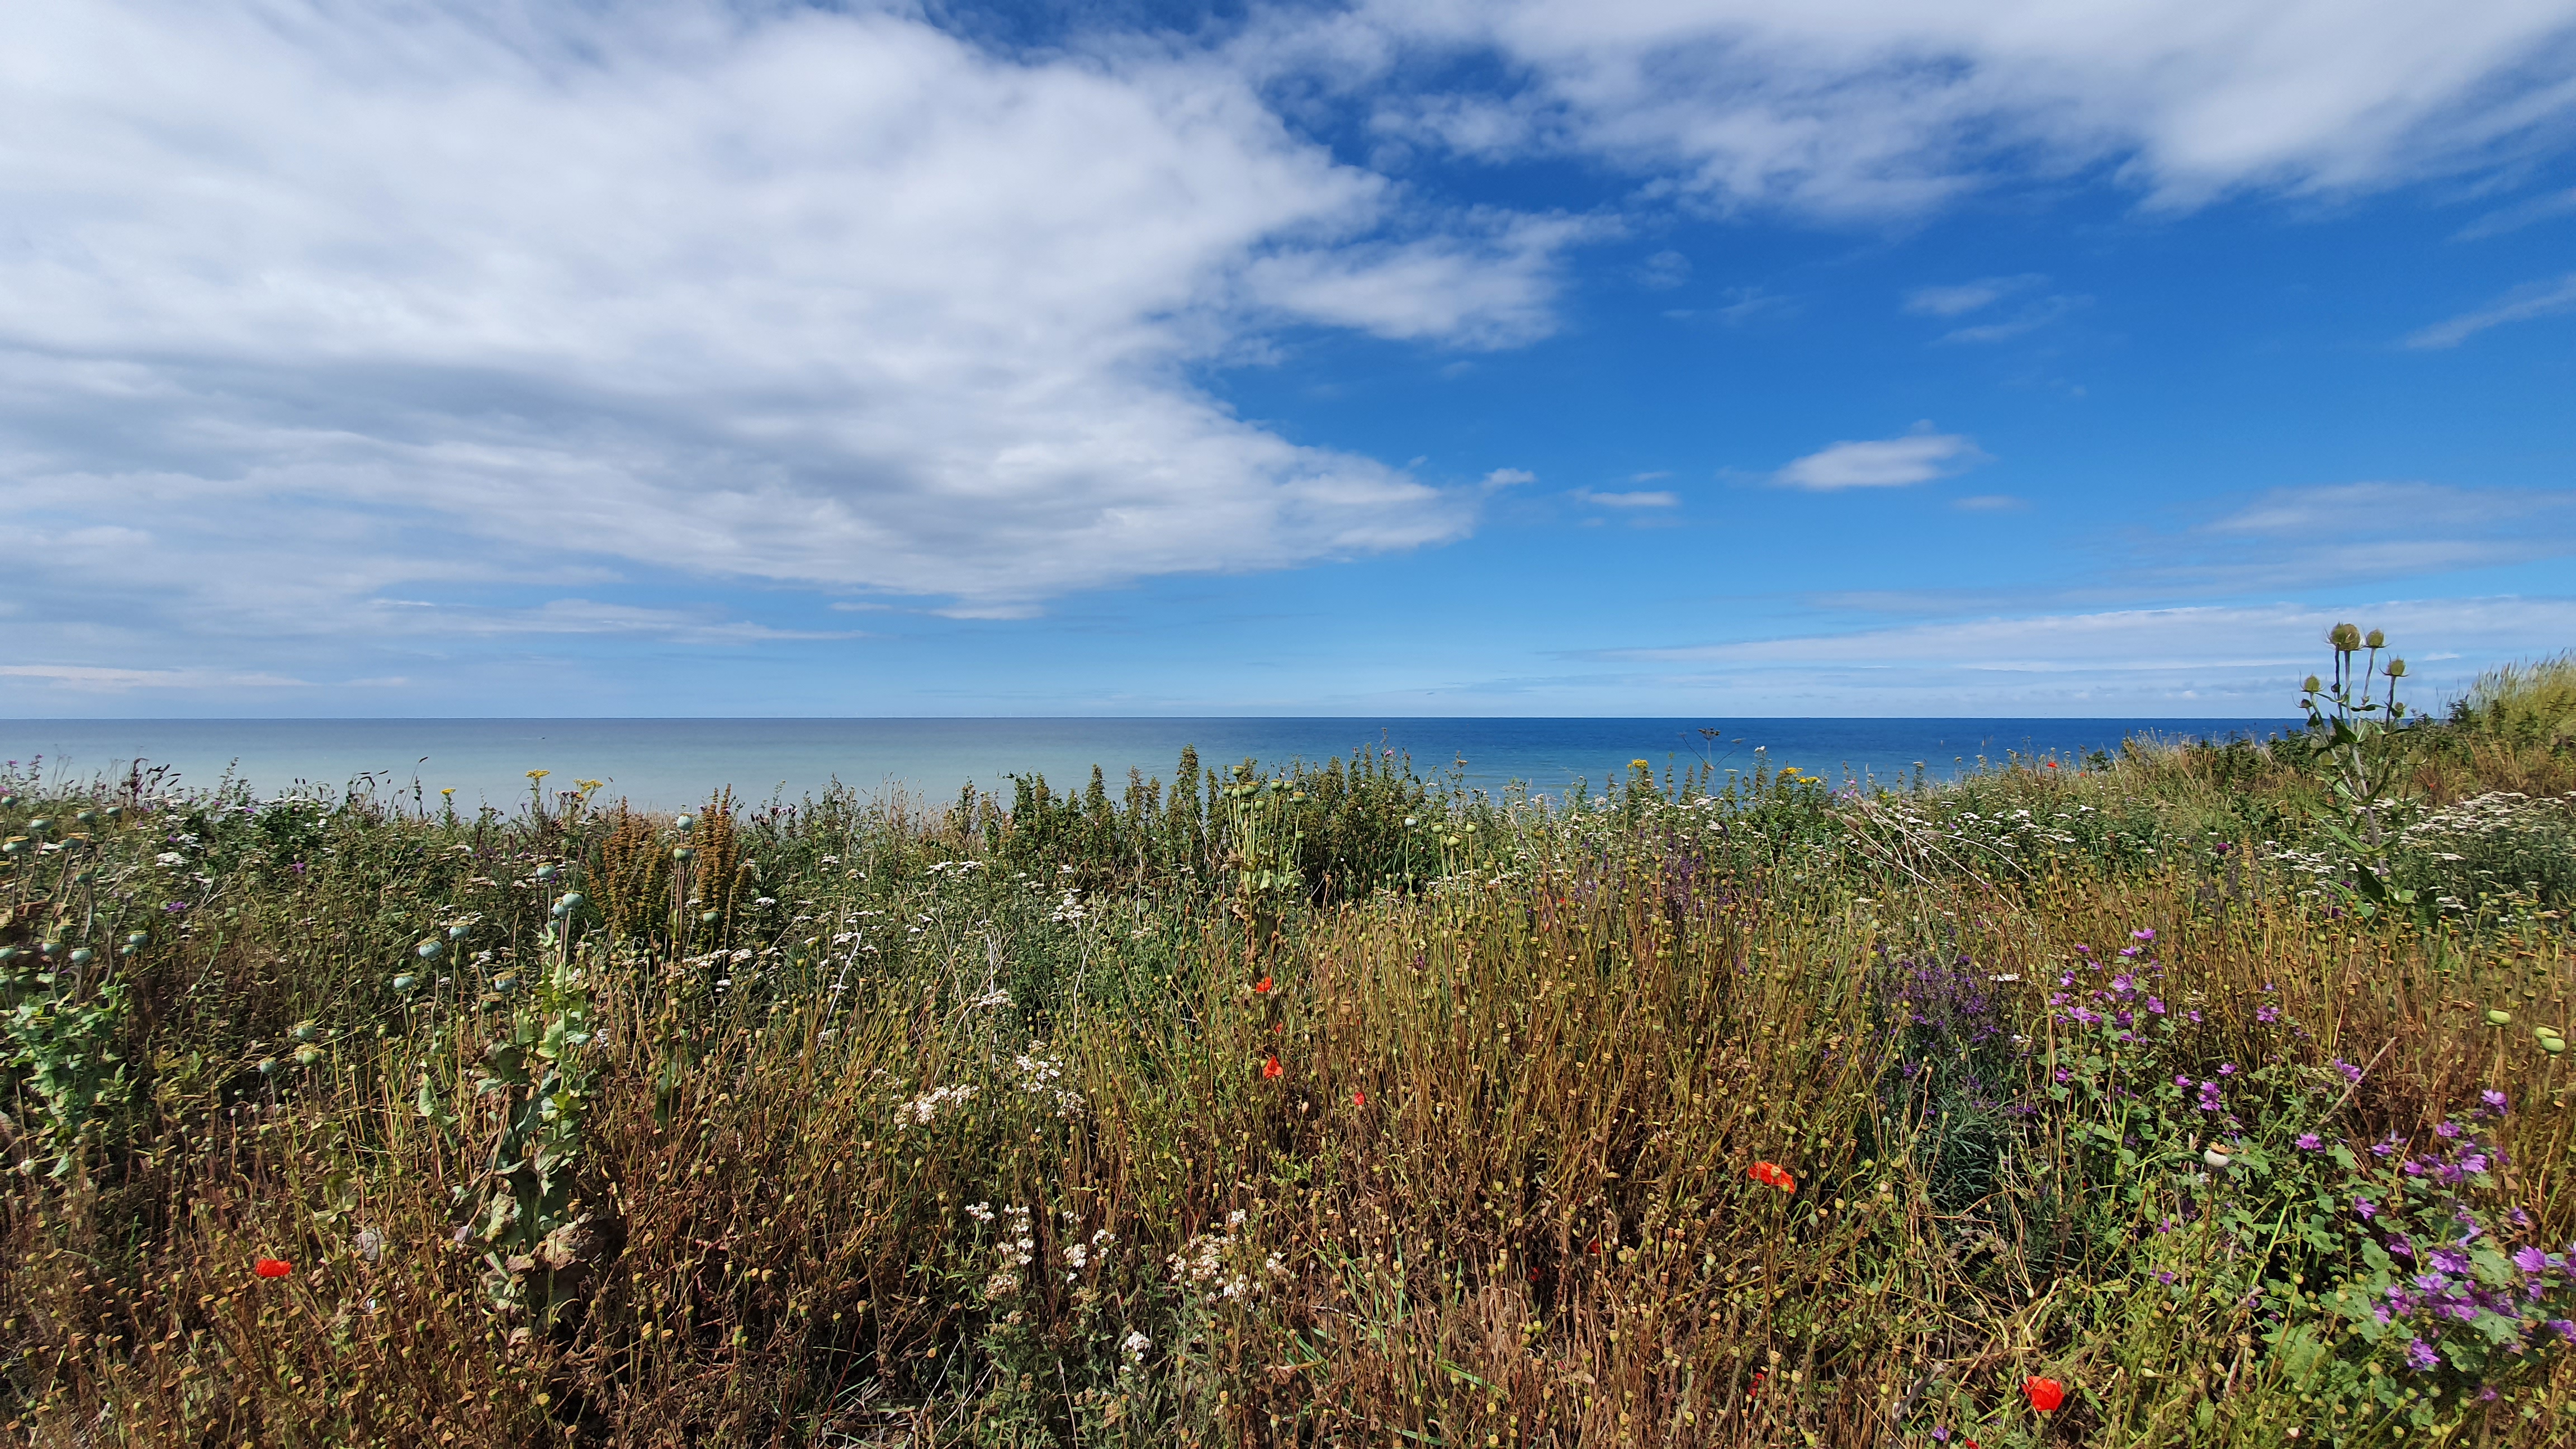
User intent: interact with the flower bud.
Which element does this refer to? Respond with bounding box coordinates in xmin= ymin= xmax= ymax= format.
xmin=2364 ymin=629 xmax=2385 ymax=650
xmin=2385 ymin=658 xmax=2405 ymax=678
xmin=2328 ymin=623 xmax=2361 ymax=652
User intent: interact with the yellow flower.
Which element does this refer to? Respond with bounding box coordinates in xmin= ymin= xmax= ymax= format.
xmin=1630 ymin=758 xmax=1651 ymax=769
xmin=526 ymin=769 xmax=551 ymax=781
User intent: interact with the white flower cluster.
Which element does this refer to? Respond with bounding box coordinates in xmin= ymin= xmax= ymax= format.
xmin=1064 ymin=1227 xmax=1115 ymax=1282
xmin=1166 ymin=1208 xmax=1257 ymax=1303
xmin=1013 ymin=1050 xmax=1084 ymax=1119
xmin=895 ymin=1082 xmax=978 ymax=1127
xmin=1049 ymin=889 xmax=1087 ymax=924
xmin=924 ymin=859 xmax=985 ymax=875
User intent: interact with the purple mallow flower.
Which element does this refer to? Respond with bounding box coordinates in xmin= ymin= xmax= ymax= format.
xmin=2333 ymin=1059 xmax=2364 ymax=1085
xmin=2355 ymin=1197 xmax=2378 ymax=1221
xmin=2296 ymin=1133 xmax=2323 ymax=1150
xmin=2407 ymin=1338 xmax=2441 ymax=1371
xmin=2515 ymin=1246 xmax=2549 ymax=1274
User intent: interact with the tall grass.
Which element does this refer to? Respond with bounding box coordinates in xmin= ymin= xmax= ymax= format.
xmin=3 ymin=720 xmax=2573 ymax=1446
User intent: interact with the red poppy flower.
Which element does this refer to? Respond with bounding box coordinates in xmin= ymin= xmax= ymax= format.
xmin=1746 ymin=1369 xmax=1765 ymax=1400
xmin=1749 ymin=1161 xmax=1797 ymax=1194
xmin=254 ymin=1258 xmax=292 ymax=1278
xmin=2024 ymin=1376 xmax=2065 ymax=1413
xmin=1352 ymin=1090 xmax=1366 ymax=1106
xmin=2043 ymin=760 xmax=2059 ymax=770
xmin=1253 ymin=976 xmax=1273 ymax=993
xmin=1262 ymin=1055 xmax=1282 ymax=1080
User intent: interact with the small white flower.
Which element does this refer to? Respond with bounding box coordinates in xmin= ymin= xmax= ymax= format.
xmin=1121 ymin=1329 xmax=1150 ymax=1362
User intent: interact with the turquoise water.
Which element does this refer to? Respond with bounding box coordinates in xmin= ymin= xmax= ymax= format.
xmin=1 ymin=717 xmax=2292 ymax=811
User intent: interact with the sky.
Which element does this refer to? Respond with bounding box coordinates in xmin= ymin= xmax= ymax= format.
xmin=4 ymin=0 xmax=2575 ymax=718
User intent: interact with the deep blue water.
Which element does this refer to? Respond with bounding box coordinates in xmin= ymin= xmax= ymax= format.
xmin=1 ymin=717 xmax=2294 ymax=811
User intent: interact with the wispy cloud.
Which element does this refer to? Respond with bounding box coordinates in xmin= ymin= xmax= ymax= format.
xmin=0 ymin=665 xmax=311 ymax=691
xmin=2405 ymin=273 xmax=2576 ymax=348
xmin=2453 ymin=187 xmax=2576 ymax=241
xmin=1572 ymin=488 xmax=1679 ymax=508
xmin=1904 ymin=274 xmax=2045 ymax=316
xmin=1311 ymin=3 xmax=2576 ymax=215
xmin=1775 ymin=426 xmax=1988 ymax=491
xmin=1940 ymin=293 xmax=2089 ymax=344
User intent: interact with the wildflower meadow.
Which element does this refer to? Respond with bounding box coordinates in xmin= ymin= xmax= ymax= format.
xmin=4 ymin=640 xmax=2576 ymax=1446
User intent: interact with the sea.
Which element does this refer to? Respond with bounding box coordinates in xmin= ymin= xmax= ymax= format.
xmin=0 ymin=718 xmax=2297 ymax=811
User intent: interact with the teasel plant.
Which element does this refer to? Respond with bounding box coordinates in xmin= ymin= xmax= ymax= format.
xmin=2299 ymin=623 xmax=2419 ymax=913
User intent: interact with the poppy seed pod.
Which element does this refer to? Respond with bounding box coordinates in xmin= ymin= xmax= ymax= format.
xmin=675 ymin=814 xmax=695 ymax=834
xmin=534 ymin=863 xmax=558 ymax=881
xmin=416 ymin=939 xmax=443 ymax=960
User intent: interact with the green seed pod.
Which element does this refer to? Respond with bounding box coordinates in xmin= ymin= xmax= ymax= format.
xmin=290 ymin=1021 xmax=318 ymax=1043
xmin=0 ymin=947 xmax=17 ymax=964
xmin=448 ymin=923 xmax=471 ymax=941
xmin=2545 ymin=1037 xmax=2566 ymax=1056
xmin=392 ymin=974 xmax=417 ymax=992
xmin=257 ymin=1057 xmax=278 ymax=1076
xmin=25 ymin=818 xmax=49 ymax=834
xmin=2386 ymin=658 xmax=2406 ymax=678
xmin=0 ymin=837 xmax=24 ymax=856
xmin=294 ymin=1045 xmax=323 ymax=1067
xmin=74 ymin=811 xmax=96 ymax=826
xmin=700 ymin=911 xmax=721 ymax=924
xmin=534 ymin=862 xmax=559 ymax=881
xmin=2486 ymin=1008 xmax=2513 ymax=1026
xmin=39 ymin=940 xmax=61 ymax=958
xmin=673 ymin=846 xmax=695 ymax=861
xmin=2364 ymin=629 xmax=2385 ymax=650
xmin=2329 ymin=623 xmax=2361 ymax=652
xmin=675 ymin=814 xmax=695 ymax=834
xmin=72 ymin=869 xmax=95 ymax=885
xmin=493 ymin=975 xmax=518 ymax=993
xmin=101 ymin=805 xmax=122 ymax=820
xmin=126 ymin=932 xmax=148 ymax=948
xmin=416 ymin=939 xmax=444 ymax=960
xmin=558 ymin=892 xmax=584 ymax=911
xmin=68 ymin=948 xmax=94 ymax=967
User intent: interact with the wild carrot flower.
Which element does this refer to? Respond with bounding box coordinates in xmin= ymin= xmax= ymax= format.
xmin=254 ymin=1257 xmax=292 ymax=1278
xmin=2023 ymin=1376 xmax=2065 ymax=1412
xmin=1262 ymin=1056 xmax=1282 ymax=1080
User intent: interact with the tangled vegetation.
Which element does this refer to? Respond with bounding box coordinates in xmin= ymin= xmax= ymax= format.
xmin=6 ymin=638 xmax=2576 ymax=1447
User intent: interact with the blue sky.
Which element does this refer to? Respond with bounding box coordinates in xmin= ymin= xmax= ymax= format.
xmin=4 ymin=0 xmax=2575 ymax=717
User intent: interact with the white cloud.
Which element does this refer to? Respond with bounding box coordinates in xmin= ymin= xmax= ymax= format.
xmin=0 ymin=665 xmax=311 ymax=691
xmin=1904 ymin=274 xmax=2045 ymax=316
xmin=1573 ymin=488 xmax=1679 ymax=508
xmin=1953 ymin=494 xmax=2026 ymax=512
xmin=1482 ymin=467 xmax=1538 ymax=489
xmin=1316 ymin=2 xmax=2576 ymax=215
xmin=0 ymin=0 xmax=1596 ymax=652
xmin=1775 ymin=426 xmax=1988 ymax=490
xmin=1590 ymin=595 xmax=2576 ymax=711
xmin=2404 ymin=273 xmax=2576 ymax=348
